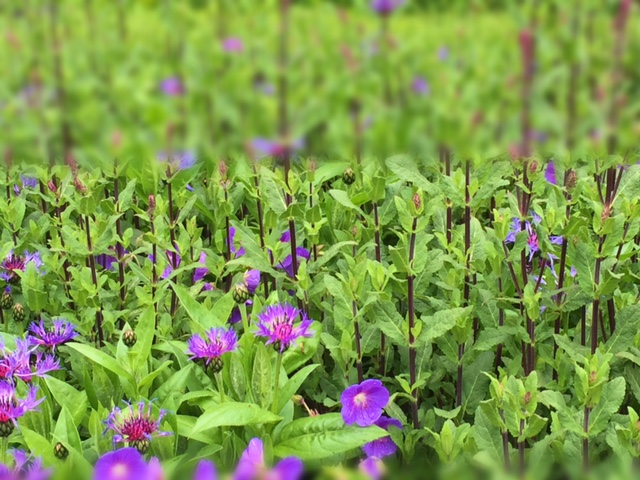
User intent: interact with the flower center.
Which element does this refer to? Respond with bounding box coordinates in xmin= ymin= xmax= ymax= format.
xmin=122 ymin=416 xmax=156 ymax=442
xmin=112 ymin=464 xmax=128 ymax=479
xmin=354 ymin=393 xmax=367 ymax=406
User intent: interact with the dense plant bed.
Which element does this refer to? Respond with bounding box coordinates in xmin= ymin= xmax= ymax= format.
xmin=1 ymin=157 xmax=640 ymax=480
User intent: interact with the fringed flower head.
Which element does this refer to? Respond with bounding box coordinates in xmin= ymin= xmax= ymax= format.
xmin=0 ymin=338 xmax=60 ymax=382
xmin=104 ymin=402 xmax=171 ymax=454
xmin=255 ymin=303 xmax=313 ymax=353
xmin=28 ymin=319 xmax=78 ymax=351
xmin=159 ymin=77 xmax=184 ymax=96
xmin=0 ymin=250 xmax=42 ymax=283
xmin=0 ymin=382 xmax=43 ymax=437
xmin=187 ymin=328 xmax=238 ymax=374
xmin=93 ymin=448 xmax=148 ymax=480
xmin=233 ymin=438 xmax=303 ymax=480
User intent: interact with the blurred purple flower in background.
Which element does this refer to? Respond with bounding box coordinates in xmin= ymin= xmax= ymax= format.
xmin=28 ymin=319 xmax=78 ymax=351
xmin=359 ymin=456 xmax=385 ymax=480
xmin=93 ymin=448 xmax=148 ymax=480
xmin=222 ymin=37 xmax=244 ymax=53
xmin=157 ymin=150 xmax=196 ymax=171
xmin=160 ymin=76 xmax=184 ymax=96
xmin=0 ymin=382 xmax=43 ymax=431
xmin=362 ymin=416 xmax=402 ymax=458
xmin=411 ymin=76 xmax=429 ymax=95
xmin=194 ymin=460 xmax=217 ymax=480
xmin=370 ymin=0 xmax=405 ymax=15
xmin=255 ymin=303 xmax=313 ymax=353
xmin=341 ymin=379 xmax=390 ymax=427
xmin=250 ymin=138 xmax=304 ymax=159
xmin=1 ymin=450 xmax=51 ymax=480
xmin=545 ymin=161 xmax=557 ymax=185
xmin=13 ymin=175 xmax=38 ymax=195
xmin=233 ymin=438 xmax=303 ymax=480
xmin=438 ymin=46 xmax=449 ymax=61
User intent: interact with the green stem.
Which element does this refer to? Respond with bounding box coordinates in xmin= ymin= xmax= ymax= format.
xmin=271 ymin=353 xmax=283 ymax=414
xmin=215 ymin=372 xmax=225 ymax=404
xmin=240 ymin=302 xmax=249 ymax=334
xmin=2 ymin=436 xmax=8 ymax=465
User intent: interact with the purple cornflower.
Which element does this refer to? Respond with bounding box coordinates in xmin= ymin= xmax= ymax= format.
xmin=0 ymin=250 xmax=42 ymax=283
xmin=255 ymin=304 xmax=313 ymax=353
xmin=93 ymin=448 xmax=148 ymax=480
xmin=504 ymin=217 xmax=541 ymax=261
xmin=243 ymin=269 xmax=261 ymax=294
xmin=370 ymin=0 xmax=404 ymax=15
xmin=0 ymin=338 xmax=59 ymax=382
xmin=359 ymin=457 xmax=385 ymax=480
xmin=341 ymin=379 xmax=390 ymax=427
xmin=233 ymin=438 xmax=303 ymax=480
xmin=545 ymin=161 xmax=557 ymax=185
xmin=187 ymin=328 xmax=238 ymax=367
xmin=13 ymin=176 xmax=38 ymax=196
xmin=160 ymin=77 xmax=184 ymax=96
xmin=104 ymin=402 xmax=171 ymax=452
xmin=0 ymin=382 xmax=43 ymax=431
xmin=362 ymin=417 xmax=402 ymax=458
xmin=222 ymin=37 xmax=244 ymax=53
xmin=28 ymin=319 xmax=78 ymax=351
xmin=194 ymin=460 xmax=217 ymax=480
xmin=411 ymin=76 xmax=429 ymax=95
xmin=250 ymin=138 xmax=304 ymax=159
xmin=1 ymin=450 xmax=51 ymax=480
xmin=158 ymin=150 xmax=196 ymax=171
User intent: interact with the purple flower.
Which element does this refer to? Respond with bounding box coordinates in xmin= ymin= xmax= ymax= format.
xmin=255 ymin=303 xmax=313 ymax=353
xmin=193 ymin=252 xmax=210 ymax=283
xmin=158 ymin=150 xmax=196 ymax=171
xmin=527 ymin=231 xmax=539 ymax=261
xmin=147 ymin=457 xmax=165 ymax=480
xmin=233 ymin=438 xmax=303 ymax=480
xmin=1 ymin=450 xmax=51 ymax=480
xmin=570 ymin=266 xmax=578 ymax=277
xmin=104 ymin=402 xmax=171 ymax=450
xmin=93 ymin=448 xmax=148 ymax=480
xmin=341 ymin=379 xmax=390 ymax=427
xmin=279 ymin=248 xmax=311 ymax=278
xmin=0 ymin=338 xmax=59 ymax=382
xmin=243 ymin=269 xmax=261 ymax=294
xmin=0 ymin=382 xmax=43 ymax=430
xmin=438 ymin=46 xmax=449 ymax=61
xmin=194 ymin=460 xmax=217 ymax=480
xmin=159 ymin=249 xmax=182 ymax=280
xmin=28 ymin=319 xmax=78 ymax=351
xmin=362 ymin=416 xmax=402 ymax=458
xmin=411 ymin=76 xmax=429 ymax=95
xmin=160 ymin=77 xmax=184 ymax=96
xmin=250 ymin=138 xmax=304 ymax=159
xmin=96 ymin=246 xmax=129 ymax=270
xmin=370 ymin=0 xmax=404 ymax=15
xmin=222 ymin=37 xmax=244 ymax=53
xmin=229 ymin=300 xmax=253 ymax=325
xmin=280 ymin=231 xmax=291 ymax=243
xmin=359 ymin=457 xmax=385 ymax=480
xmin=0 ymin=250 xmax=42 ymax=283
xmin=545 ymin=162 xmax=557 ymax=185
xmin=229 ymin=227 xmax=246 ymax=258
xmin=187 ymin=328 xmax=238 ymax=367
xmin=14 ymin=176 xmax=38 ymax=195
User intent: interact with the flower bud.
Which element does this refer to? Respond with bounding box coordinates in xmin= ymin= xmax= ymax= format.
xmin=565 ymin=170 xmax=577 ymax=189
xmin=589 ymin=370 xmax=597 ymax=385
xmin=0 ymin=420 xmax=15 ymax=438
xmin=73 ymin=177 xmax=87 ymax=195
xmin=219 ymin=161 xmax=228 ymax=181
xmin=54 ymin=442 xmax=69 ymax=460
xmin=342 ymin=168 xmax=356 ymax=185
xmin=529 ymin=160 xmax=539 ymax=174
xmin=131 ymin=439 xmax=151 ymax=455
xmin=523 ymin=391 xmax=532 ymax=404
xmin=148 ymin=194 xmax=156 ymax=218
xmin=47 ymin=180 xmax=58 ymax=194
xmin=1 ymin=287 xmax=12 ymax=310
xmin=601 ymin=204 xmax=611 ymax=221
xmin=12 ymin=303 xmax=25 ymax=322
xmin=233 ymin=283 xmax=250 ymax=304
xmin=123 ymin=330 xmax=137 ymax=348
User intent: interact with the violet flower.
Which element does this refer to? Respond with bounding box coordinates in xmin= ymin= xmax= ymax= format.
xmin=147 ymin=457 xmax=165 ymax=480
xmin=229 ymin=227 xmax=247 ymax=258
xmin=0 ymin=338 xmax=60 ymax=382
xmin=229 ymin=300 xmax=253 ymax=325
xmin=160 ymin=77 xmax=184 ymax=96
xmin=187 ymin=328 xmax=238 ymax=370
xmin=545 ymin=161 xmax=557 ymax=185
xmin=194 ymin=460 xmax=217 ymax=480
xmin=0 ymin=382 xmax=43 ymax=433
xmin=250 ymin=138 xmax=304 ymax=159
xmin=411 ymin=76 xmax=429 ymax=95
xmin=0 ymin=250 xmax=43 ymax=283
xmin=278 ymin=232 xmax=311 ymax=278
xmin=255 ymin=303 xmax=313 ymax=353
xmin=233 ymin=438 xmax=303 ymax=480
xmin=157 ymin=150 xmax=196 ymax=171
xmin=359 ymin=457 xmax=385 ymax=480
xmin=222 ymin=37 xmax=244 ymax=53
xmin=1 ymin=450 xmax=51 ymax=480
xmin=438 ymin=46 xmax=449 ymax=61
xmin=13 ymin=175 xmax=38 ymax=196
xmin=93 ymin=448 xmax=148 ymax=480
xmin=28 ymin=319 xmax=78 ymax=351
xmin=362 ymin=416 xmax=402 ymax=458
xmin=370 ymin=0 xmax=404 ymax=15
xmin=341 ymin=379 xmax=390 ymax=427
xmin=104 ymin=402 xmax=171 ymax=453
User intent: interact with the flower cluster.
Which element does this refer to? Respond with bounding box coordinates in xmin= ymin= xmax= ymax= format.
xmin=104 ymin=402 xmax=171 ymax=454
xmin=255 ymin=303 xmax=313 ymax=353
xmin=187 ymin=327 xmax=238 ymax=373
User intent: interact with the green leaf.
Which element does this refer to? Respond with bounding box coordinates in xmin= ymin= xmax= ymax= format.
xmin=193 ymin=402 xmax=281 ymax=434
xmin=328 ymin=189 xmax=363 ymax=213
xmin=472 ymin=406 xmax=503 ymax=467
xmin=66 ymin=343 xmax=131 ymax=379
xmin=605 ymin=305 xmax=640 ymax=359
xmin=44 ymin=376 xmax=88 ymax=426
xmin=385 ymin=155 xmax=438 ymax=195
xmin=275 ymin=413 xmax=387 ymax=461
xmin=589 ymin=377 xmax=625 ymax=436
xmin=278 ymin=364 xmax=320 ymax=413
xmin=418 ymin=307 xmax=471 ymax=345
xmin=173 ymin=283 xmax=222 ymax=329
xmin=251 ymin=343 xmax=273 ymax=409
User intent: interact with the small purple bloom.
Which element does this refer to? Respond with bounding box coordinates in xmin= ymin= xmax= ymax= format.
xmin=0 ymin=382 xmax=43 ymax=429
xmin=228 ymin=300 xmax=253 ymax=325
xmin=279 ymin=247 xmax=311 ymax=278
xmin=0 ymin=250 xmax=43 ymax=283
xmin=438 ymin=46 xmax=449 ymax=61
xmin=158 ymin=150 xmax=196 ymax=171
xmin=549 ymin=236 xmax=563 ymax=245
xmin=2 ymin=450 xmax=51 ymax=480
xmin=280 ymin=231 xmax=291 ymax=243
xmin=244 ymin=269 xmax=261 ymax=294
xmin=104 ymin=402 xmax=171 ymax=448
xmin=250 ymin=138 xmax=304 ymax=159
xmin=193 ymin=252 xmax=209 ymax=283
xmin=545 ymin=162 xmax=557 ymax=185
xmin=194 ymin=460 xmax=217 ymax=480
xmin=570 ymin=266 xmax=578 ymax=277
xmin=359 ymin=457 xmax=385 ymax=480
xmin=93 ymin=448 xmax=148 ymax=480
xmin=28 ymin=319 xmax=78 ymax=351
xmin=147 ymin=457 xmax=165 ymax=480
xmin=229 ymin=227 xmax=246 ymax=258
xmin=341 ymin=379 xmax=390 ymax=427
xmin=187 ymin=328 xmax=238 ymax=366
xmin=527 ymin=230 xmax=539 ymax=261
xmin=255 ymin=303 xmax=313 ymax=353
xmin=160 ymin=76 xmax=184 ymax=96
xmin=411 ymin=76 xmax=429 ymax=95
xmin=233 ymin=438 xmax=303 ymax=480
xmin=160 ymin=249 xmax=182 ymax=280
xmin=370 ymin=0 xmax=404 ymax=15
xmin=222 ymin=37 xmax=244 ymax=53
xmin=362 ymin=416 xmax=402 ymax=458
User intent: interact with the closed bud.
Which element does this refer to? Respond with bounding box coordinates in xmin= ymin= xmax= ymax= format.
xmin=529 ymin=160 xmax=539 ymax=174
xmin=413 ymin=192 xmax=422 ymax=212
xmin=207 ymin=357 xmax=224 ymax=375
xmin=148 ymin=195 xmax=156 ymax=217
xmin=219 ymin=161 xmax=228 ymax=180
xmin=292 ymin=395 xmax=304 ymax=405
xmin=342 ymin=168 xmax=356 ymax=185
xmin=601 ymin=204 xmax=611 ymax=221
xmin=131 ymin=439 xmax=151 ymax=455
xmin=123 ymin=330 xmax=137 ymax=348
xmin=54 ymin=442 xmax=69 ymax=460
xmin=0 ymin=420 xmax=15 ymax=438
xmin=66 ymin=155 xmax=78 ymax=176
xmin=565 ymin=170 xmax=577 ymax=189
xmin=1 ymin=287 xmax=12 ymax=310
xmin=309 ymin=159 xmax=317 ymax=173
xmin=47 ymin=180 xmax=58 ymax=194
xmin=589 ymin=370 xmax=597 ymax=386
xmin=233 ymin=283 xmax=250 ymax=304
xmin=523 ymin=391 xmax=532 ymax=404
xmin=73 ymin=177 xmax=87 ymax=195
xmin=12 ymin=303 xmax=25 ymax=322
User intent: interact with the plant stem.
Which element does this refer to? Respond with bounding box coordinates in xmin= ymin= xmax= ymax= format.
xmin=216 ymin=372 xmax=226 ymax=404
xmin=591 ymin=236 xmax=605 ymax=354
xmin=224 ymin=186 xmax=232 ymax=293
xmin=443 ymin=147 xmax=452 ymax=245
xmin=252 ymin=164 xmax=270 ymax=298
xmin=1 ymin=437 xmax=7 ymax=465
xmin=518 ymin=419 xmax=525 ymax=476
xmin=495 ymin=277 xmax=505 ymax=373
xmin=85 ymin=214 xmax=104 ymax=346
xmin=501 ymin=410 xmax=510 ymax=472
xmin=114 ymin=174 xmax=126 ymax=328
xmin=583 ymin=406 xmax=591 ymax=473
xmin=408 ymin=216 xmax=419 ymax=429
xmin=459 ymin=160 xmax=471 ymax=406
xmin=353 ymin=244 xmax=363 ymax=383
xmin=167 ymin=181 xmax=178 ymax=316
xmin=272 ymin=353 xmax=283 ymax=414
xmin=374 ymin=201 xmax=386 ymax=375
